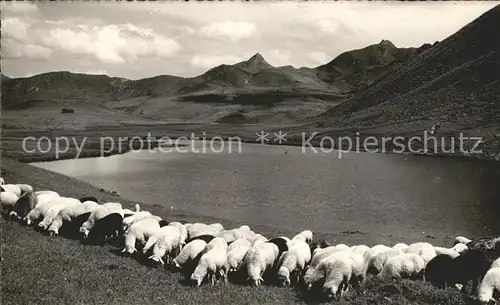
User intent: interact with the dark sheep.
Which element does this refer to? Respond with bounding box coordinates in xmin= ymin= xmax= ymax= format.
xmin=82 ymin=213 xmax=123 ymax=244
xmin=79 ymin=196 xmax=98 ymax=203
xmin=448 ymin=249 xmax=491 ymax=294
xmin=424 ymin=254 xmax=454 ymax=288
xmin=55 ymin=212 xmax=92 ymax=238
xmin=10 ymin=191 xmax=37 ymax=221
xmin=185 ymin=234 xmax=215 ymax=244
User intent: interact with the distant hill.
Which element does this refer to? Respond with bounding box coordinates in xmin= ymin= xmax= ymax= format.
xmin=1 ymin=30 xmax=451 ymax=130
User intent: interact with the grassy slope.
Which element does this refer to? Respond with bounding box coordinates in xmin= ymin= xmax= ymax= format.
xmin=0 ymin=157 xmax=480 ymax=305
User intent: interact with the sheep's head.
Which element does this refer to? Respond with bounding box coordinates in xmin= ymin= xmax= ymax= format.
xmin=79 ymin=227 xmax=90 ymax=239
xmin=23 ymin=217 xmax=31 ymax=226
xmin=9 ymin=211 xmax=19 ymax=222
xmin=323 ymin=284 xmax=341 ymax=301
xmin=248 ymin=275 xmax=263 ymax=287
xmin=277 ymin=267 xmax=291 ymax=286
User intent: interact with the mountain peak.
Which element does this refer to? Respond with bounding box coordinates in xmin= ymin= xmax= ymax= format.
xmin=378 ymin=39 xmax=396 ymax=48
xmin=234 ymin=53 xmax=273 ymax=73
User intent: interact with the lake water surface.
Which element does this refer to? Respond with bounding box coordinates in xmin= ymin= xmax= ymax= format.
xmin=32 ymin=141 xmax=500 ymax=242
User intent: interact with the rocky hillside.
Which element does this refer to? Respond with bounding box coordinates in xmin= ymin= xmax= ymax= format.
xmin=315 ymin=4 xmax=500 ymax=159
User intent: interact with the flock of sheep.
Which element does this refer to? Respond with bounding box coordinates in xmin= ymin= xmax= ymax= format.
xmin=1 ymin=176 xmax=500 ymax=303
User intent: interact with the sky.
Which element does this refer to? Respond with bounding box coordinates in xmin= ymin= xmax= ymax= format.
xmin=1 ymin=1 xmax=498 ymax=80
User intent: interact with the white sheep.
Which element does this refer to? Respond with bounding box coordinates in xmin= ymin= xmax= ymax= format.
xmin=16 ymin=184 xmax=33 ymax=194
xmin=433 ymin=246 xmax=460 ymax=259
xmin=80 ymin=202 xmax=123 ymax=238
xmin=227 ymin=238 xmax=252 ymax=272
xmin=305 ymin=251 xmax=355 ymax=299
xmin=306 ymin=246 xmax=350 ymax=282
xmin=168 ymin=222 xmax=188 ymax=246
xmin=23 ymin=193 xmax=64 ymax=225
xmin=478 ymin=267 xmax=500 ymax=304
xmin=244 ymin=242 xmax=280 ymax=286
xmin=122 ymin=211 xmax=153 ymax=232
xmin=277 ymin=240 xmax=312 ymax=286
xmin=393 ymin=243 xmax=409 ymax=252
xmin=122 ymin=215 xmax=162 ymax=254
xmin=452 ymin=243 xmax=468 ymax=254
xmin=291 ymin=230 xmax=313 ymax=244
xmin=35 ymin=190 xmax=59 ymax=197
xmin=406 ymin=242 xmax=437 ymax=265
xmin=363 ymin=245 xmax=393 ymax=271
xmin=143 ymin=225 xmax=181 ymax=264
xmin=1 ymin=184 xmax=21 ymax=197
xmin=0 ymin=177 xmax=4 ymax=185
xmin=454 ymin=236 xmax=472 ymax=245
xmin=1 ymin=191 xmax=19 ymax=214
xmin=173 ymin=239 xmax=208 ymax=268
xmin=186 ymin=223 xmax=218 ymax=239
xmin=191 ymin=244 xmax=229 ymax=287
xmin=379 ymin=253 xmax=425 ymax=280
xmin=367 ymin=249 xmax=404 ymax=276
xmin=491 ymin=258 xmax=500 ymax=269
xmin=252 ymin=234 xmax=268 ymax=245
xmin=48 ymin=200 xmax=100 ymax=235
xmin=350 ymin=245 xmax=370 ymax=257
xmin=38 ymin=198 xmax=81 ymax=230
xmin=216 ymin=226 xmax=255 ymax=244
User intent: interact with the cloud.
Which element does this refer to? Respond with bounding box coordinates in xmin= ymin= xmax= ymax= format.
xmin=0 ymin=2 xmax=38 ymax=14
xmin=264 ymin=49 xmax=292 ymax=67
xmin=2 ymin=38 xmax=52 ymax=61
xmin=41 ymin=24 xmax=182 ymax=64
xmin=2 ymin=17 xmax=31 ymax=41
xmin=198 ymin=21 xmax=257 ymax=42
xmin=307 ymin=51 xmax=329 ymax=65
xmin=190 ymin=55 xmax=244 ymax=69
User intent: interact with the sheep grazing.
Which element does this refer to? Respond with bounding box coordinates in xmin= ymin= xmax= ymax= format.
xmin=23 ymin=193 xmax=65 ymax=226
xmin=277 ymin=240 xmax=312 ymax=286
xmin=244 ymin=242 xmax=280 ymax=286
xmin=1 ymin=191 xmax=19 ymax=215
xmin=364 ymin=244 xmax=393 ymax=263
xmin=227 ymin=238 xmax=252 ymax=272
xmin=168 ymin=222 xmax=188 ymax=247
xmin=266 ymin=237 xmax=289 ymax=260
xmin=393 ymin=243 xmax=409 ymax=252
xmin=1 ymin=184 xmax=22 ymax=197
xmin=38 ymin=198 xmax=81 ymax=231
xmin=9 ymin=191 xmax=37 ymax=221
xmin=350 ymin=245 xmax=370 ymax=257
xmin=305 ymin=245 xmax=351 ymax=283
xmin=78 ymin=196 xmax=98 ymax=203
xmin=433 ymin=246 xmax=460 ymax=259
xmin=424 ymin=254 xmax=455 ymax=288
xmin=122 ymin=215 xmax=162 ymax=254
xmin=478 ymin=267 xmax=500 ymax=304
xmin=291 ymin=230 xmax=313 ymax=244
xmin=454 ymin=236 xmax=473 ymax=246
xmin=173 ymin=239 xmax=207 ymax=269
xmin=191 ymin=238 xmax=229 ymax=286
xmin=16 ymin=184 xmax=33 ymax=195
xmin=305 ymin=251 xmax=357 ymax=301
xmin=448 ymin=249 xmax=492 ymax=294
xmin=186 ymin=223 xmax=219 ymax=239
xmin=84 ymin=213 xmax=124 ymax=244
xmin=122 ymin=211 xmax=153 ymax=232
xmin=366 ymin=249 xmax=404 ymax=277
xmin=79 ymin=202 xmax=123 ymax=239
xmin=142 ymin=225 xmax=181 ymax=265
xmin=379 ymin=253 xmax=425 ymax=280
xmin=406 ymin=242 xmax=437 ymax=265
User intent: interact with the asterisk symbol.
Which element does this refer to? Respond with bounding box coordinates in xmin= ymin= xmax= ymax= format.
xmin=256 ymin=131 xmax=270 ymax=144
xmin=273 ymin=130 xmax=288 ymax=144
